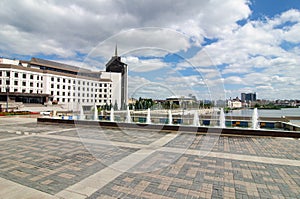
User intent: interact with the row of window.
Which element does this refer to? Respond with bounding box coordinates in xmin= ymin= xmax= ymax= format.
xmin=50 ymin=90 xmax=111 ymax=98
xmin=50 ymin=76 xmax=111 ymax=87
xmin=1 ymin=87 xmax=43 ymax=93
xmin=0 ymin=71 xmax=111 ymax=88
xmin=0 ymin=79 xmax=43 ymax=87
xmin=0 ymin=71 xmax=43 ymax=80
xmin=54 ymin=98 xmax=111 ymax=104
xmin=49 ymin=84 xmax=110 ymax=93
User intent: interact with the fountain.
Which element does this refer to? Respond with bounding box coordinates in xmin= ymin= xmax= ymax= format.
xmin=146 ymin=108 xmax=151 ymax=124
xmin=94 ymin=104 xmax=98 ymax=120
xmin=219 ymin=108 xmax=226 ymax=128
xmin=193 ymin=110 xmax=200 ymax=126
xmin=80 ymin=104 xmax=85 ymax=120
xmin=168 ymin=110 xmax=173 ymax=125
xmin=125 ymin=107 xmax=132 ymax=123
xmin=110 ymin=107 xmax=114 ymax=122
xmin=252 ymin=108 xmax=259 ymax=129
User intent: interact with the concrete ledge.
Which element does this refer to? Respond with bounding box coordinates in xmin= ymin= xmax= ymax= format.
xmin=37 ymin=118 xmax=300 ymax=138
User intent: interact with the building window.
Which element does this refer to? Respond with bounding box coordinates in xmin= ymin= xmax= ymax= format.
xmin=57 ymin=78 xmax=60 ymax=82
xmin=87 ymin=82 xmax=89 ymax=86
xmin=23 ymin=74 xmax=26 ymax=78
xmin=30 ymin=82 xmax=33 ymax=87
xmin=51 ymin=84 xmax=54 ymax=88
xmin=14 ymin=73 xmax=18 ymax=78
xmin=63 ymin=85 xmax=65 ymax=89
xmin=100 ymin=89 xmax=102 ymax=92
xmin=51 ymin=77 xmax=54 ymax=81
xmin=104 ymin=83 xmax=107 ymax=87
xmin=14 ymin=89 xmax=18 ymax=92
xmin=41 ymin=77 xmax=43 ymax=80
xmin=22 ymin=89 xmax=25 ymax=93
xmin=69 ymin=79 xmax=71 ymax=84
xmin=37 ymin=76 xmax=39 ymax=80
xmin=0 ymin=80 xmax=1 ymax=84
xmin=51 ymin=91 xmax=54 ymax=95
xmin=91 ymin=83 xmax=93 ymax=86
xmin=22 ymin=82 xmax=26 ymax=86
xmin=57 ymin=91 xmax=59 ymax=95
xmin=63 ymin=79 xmax=65 ymax=83
xmin=6 ymin=71 xmax=10 ymax=77
xmin=30 ymin=90 xmax=33 ymax=93
xmin=14 ymin=81 xmax=18 ymax=85
xmin=30 ymin=74 xmax=33 ymax=79
xmin=57 ymin=85 xmax=60 ymax=89
xmin=37 ymin=83 xmax=39 ymax=87
xmin=104 ymin=89 xmax=107 ymax=92
xmin=68 ymin=86 xmax=71 ymax=90
xmin=62 ymin=98 xmax=65 ymax=102
xmin=62 ymin=92 xmax=65 ymax=96
xmin=6 ymin=80 xmax=10 ymax=85
xmin=68 ymin=92 xmax=70 ymax=96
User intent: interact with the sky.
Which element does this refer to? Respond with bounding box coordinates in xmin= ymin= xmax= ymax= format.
xmin=0 ymin=0 xmax=300 ymax=101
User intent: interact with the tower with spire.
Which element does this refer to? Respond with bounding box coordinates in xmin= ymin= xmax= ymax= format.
xmin=105 ymin=45 xmax=128 ymax=109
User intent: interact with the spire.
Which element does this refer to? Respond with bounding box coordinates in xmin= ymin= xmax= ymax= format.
xmin=114 ymin=43 xmax=118 ymax=57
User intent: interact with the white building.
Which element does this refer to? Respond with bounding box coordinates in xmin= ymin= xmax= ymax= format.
xmin=227 ymin=97 xmax=242 ymax=108
xmin=0 ymin=56 xmax=125 ymax=110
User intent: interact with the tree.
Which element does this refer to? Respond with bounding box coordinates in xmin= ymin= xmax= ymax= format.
xmin=113 ymin=100 xmax=118 ymax=110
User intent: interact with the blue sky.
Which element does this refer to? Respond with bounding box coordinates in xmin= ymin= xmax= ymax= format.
xmin=0 ymin=0 xmax=300 ymax=100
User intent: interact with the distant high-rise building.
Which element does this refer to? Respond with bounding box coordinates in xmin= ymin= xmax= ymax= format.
xmin=241 ymin=92 xmax=256 ymax=102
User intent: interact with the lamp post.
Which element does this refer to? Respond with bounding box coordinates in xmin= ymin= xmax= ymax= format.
xmin=6 ymin=86 xmax=9 ymax=112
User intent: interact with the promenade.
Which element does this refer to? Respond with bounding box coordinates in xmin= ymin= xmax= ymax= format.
xmin=0 ymin=116 xmax=299 ymax=198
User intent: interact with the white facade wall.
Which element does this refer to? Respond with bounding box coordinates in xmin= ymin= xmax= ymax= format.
xmin=0 ymin=66 xmax=114 ymax=109
xmin=101 ymin=71 xmax=121 ymax=110
xmin=0 ymin=58 xmax=19 ymax=65
xmin=228 ymin=100 xmax=242 ymax=108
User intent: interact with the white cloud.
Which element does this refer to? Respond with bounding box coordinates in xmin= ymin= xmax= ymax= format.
xmin=123 ymin=56 xmax=170 ymax=72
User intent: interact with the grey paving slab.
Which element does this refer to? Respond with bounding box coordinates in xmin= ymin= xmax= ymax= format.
xmin=0 ymin=117 xmax=299 ymax=199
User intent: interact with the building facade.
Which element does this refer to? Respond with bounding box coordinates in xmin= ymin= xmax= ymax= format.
xmin=0 ymin=55 xmax=125 ymax=110
xmin=241 ymin=92 xmax=256 ymax=103
xmin=105 ymin=46 xmax=128 ymax=109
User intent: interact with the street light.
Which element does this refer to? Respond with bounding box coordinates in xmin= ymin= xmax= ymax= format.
xmin=6 ymin=86 xmax=9 ymax=112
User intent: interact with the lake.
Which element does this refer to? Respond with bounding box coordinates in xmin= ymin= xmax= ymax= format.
xmin=226 ymin=107 xmax=300 ymax=118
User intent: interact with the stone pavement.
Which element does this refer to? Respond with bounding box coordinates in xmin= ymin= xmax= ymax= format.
xmin=0 ymin=116 xmax=299 ymax=199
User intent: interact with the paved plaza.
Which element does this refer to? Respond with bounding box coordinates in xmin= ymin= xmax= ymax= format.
xmin=0 ymin=116 xmax=300 ymax=198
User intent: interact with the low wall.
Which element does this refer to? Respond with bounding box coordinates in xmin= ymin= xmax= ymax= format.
xmin=37 ymin=118 xmax=300 ymax=138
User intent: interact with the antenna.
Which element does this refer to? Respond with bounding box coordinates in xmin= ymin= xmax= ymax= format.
xmin=114 ymin=43 xmax=118 ymax=57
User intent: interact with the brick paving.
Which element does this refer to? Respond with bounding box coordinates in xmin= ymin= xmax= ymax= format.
xmin=0 ymin=117 xmax=299 ymax=198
